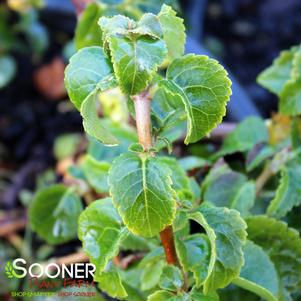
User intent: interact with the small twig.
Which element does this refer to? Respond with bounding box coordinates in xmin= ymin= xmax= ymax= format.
xmin=0 ymin=216 xmax=27 ymax=237
xmin=255 ymin=164 xmax=274 ymax=196
xmin=118 ymin=253 xmax=145 ymax=269
xmin=47 ymin=251 xmax=89 ymax=267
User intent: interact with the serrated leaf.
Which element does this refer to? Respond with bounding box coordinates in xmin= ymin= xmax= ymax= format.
xmin=279 ymin=77 xmax=301 ymax=116
xmin=163 ymin=54 xmax=232 ymax=144
xmin=158 ymin=4 xmax=185 ymax=60
xmin=267 ymin=159 xmax=301 ymax=218
xmin=158 ymin=156 xmax=191 ymax=198
xmin=217 ymin=117 xmax=269 ymax=157
xmin=29 ymin=185 xmax=83 ymax=244
xmin=246 ymin=215 xmax=301 ymax=293
xmin=131 ymin=13 xmax=163 ymax=38
xmin=108 ymin=35 xmax=167 ymax=95
xmin=81 ymin=155 xmax=110 ymax=193
xmin=159 ymin=265 xmax=183 ymax=291
xmin=232 ymin=240 xmax=279 ymax=301
xmin=96 ymin=262 xmax=128 ymax=299
xmin=176 ymin=234 xmax=211 ymax=287
xmin=0 ymin=55 xmax=16 ymax=88
xmin=257 ymin=46 xmax=298 ymax=95
xmin=202 ymin=162 xmax=255 ymax=216
xmin=189 ymin=204 xmax=247 ymax=293
xmin=109 ymin=152 xmax=176 ymax=237
xmin=64 ymin=46 xmax=116 ymax=110
xmin=78 ymin=198 xmax=128 ymax=274
xmin=75 ymin=3 xmax=103 ymax=49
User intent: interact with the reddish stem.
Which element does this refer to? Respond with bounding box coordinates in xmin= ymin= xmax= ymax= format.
xmin=160 ymin=225 xmax=180 ymax=266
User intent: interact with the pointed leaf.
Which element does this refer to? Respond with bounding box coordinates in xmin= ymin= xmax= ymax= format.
xmin=78 ymin=198 xmax=128 ymax=274
xmin=29 ymin=185 xmax=83 ymax=244
xmin=189 ymin=204 xmax=247 ymax=293
xmin=158 ymin=4 xmax=186 ymax=60
xmin=257 ymin=46 xmax=298 ymax=95
xmin=75 ymin=3 xmax=103 ymax=49
xmin=109 ymin=152 xmax=177 ymax=237
xmin=108 ymin=35 xmax=167 ymax=95
xmin=163 ymin=54 xmax=232 ymax=144
xmin=279 ymin=77 xmax=301 ymax=116
xmin=232 ymin=240 xmax=279 ymax=301
xmin=246 ymin=215 xmax=301 ymax=292
xmin=267 ymin=159 xmax=301 ymax=218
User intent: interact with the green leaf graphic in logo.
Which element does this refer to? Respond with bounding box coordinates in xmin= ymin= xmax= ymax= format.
xmin=5 ymin=261 xmax=17 ymax=279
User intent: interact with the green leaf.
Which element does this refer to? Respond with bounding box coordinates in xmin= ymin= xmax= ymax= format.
xmin=217 ymin=117 xmax=269 ymax=157
xmin=246 ymin=215 xmax=301 ymax=293
xmin=141 ymin=260 xmax=164 ymax=291
xmin=75 ymin=3 xmax=103 ymax=49
xmin=202 ymin=162 xmax=255 ymax=216
xmin=152 ymin=84 xmax=186 ymax=130
xmin=159 ymin=265 xmax=183 ymax=292
xmin=246 ymin=144 xmax=275 ymax=172
xmin=178 ymin=156 xmax=208 ymax=171
xmin=109 ymin=152 xmax=176 ymax=237
xmin=158 ymin=4 xmax=185 ymax=60
xmin=257 ymin=46 xmax=298 ymax=95
xmin=139 ymin=247 xmax=165 ymax=291
xmin=163 ymin=54 xmax=232 ymax=144
xmin=96 ymin=262 xmax=128 ymax=299
xmin=108 ymin=35 xmax=167 ymax=95
xmin=158 ymin=156 xmax=191 ymax=197
xmin=147 ymin=291 xmax=174 ymax=301
xmin=78 ymin=198 xmax=128 ymax=274
xmin=189 ymin=204 xmax=247 ymax=293
xmin=176 ymin=234 xmax=211 ymax=287
xmin=147 ymin=291 xmax=190 ymax=301
xmin=87 ymin=121 xmax=137 ymax=162
xmin=29 ymin=185 xmax=83 ymax=244
xmin=279 ymin=77 xmax=301 ymax=116
xmin=81 ymin=94 xmax=119 ymax=145
xmin=64 ymin=46 xmax=116 ymax=110
xmin=190 ymin=287 xmax=219 ymax=301
xmin=0 ymin=55 xmax=16 ymax=88
xmin=81 ymin=155 xmax=110 ymax=193
xmin=121 ymin=232 xmax=157 ymax=251
xmin=267 ymin=159 xmax=301 ymax=218
xmin=53 ymin=133 xmax=82 ymax=160
xmin=232 ymin=240 xmax=279 ymax=301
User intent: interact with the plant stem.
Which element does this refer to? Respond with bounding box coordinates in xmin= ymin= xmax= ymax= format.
xmin=133 ymin=91 xmax=181 ymax=269
xmin=255 ymin=164 xmax=273 ymax=196
xmin=132 ymin=92 xmax=152 ymax=150
xmin=160 ymin=225 xmax=180 ymax=266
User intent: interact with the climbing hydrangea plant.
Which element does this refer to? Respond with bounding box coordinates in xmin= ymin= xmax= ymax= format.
xmin=32 ymin=4 xmax=301 ymax=301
